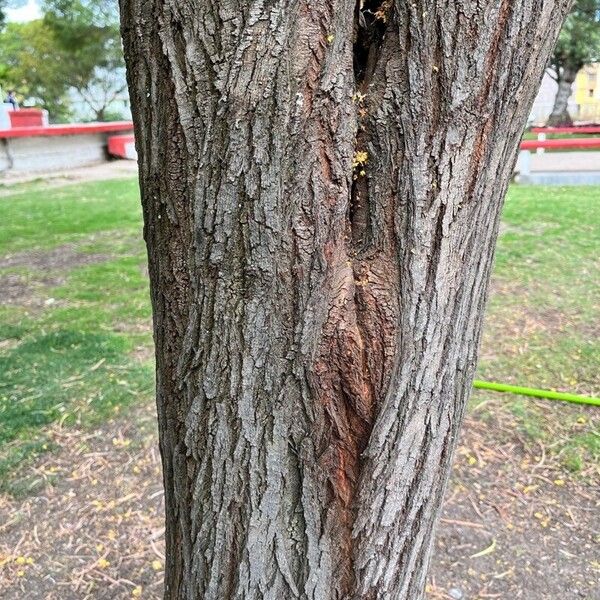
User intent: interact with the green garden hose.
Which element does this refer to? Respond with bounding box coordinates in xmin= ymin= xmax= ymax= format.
xmin=473 ymin=380 xmax=600 ymax=407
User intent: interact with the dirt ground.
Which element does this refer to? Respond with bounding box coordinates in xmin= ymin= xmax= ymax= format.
xmin=0 ymin=245 xmax=110 ymax=309
xmin=0 ymin=405 xmax=164 ymax=600
xmin=428 ymin=405 xmax=599 ymax=600
xmin=0 ymin=399 xmax=598 ymax=600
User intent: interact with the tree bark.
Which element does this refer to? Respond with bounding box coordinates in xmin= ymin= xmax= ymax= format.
xmin=547 ymin=65 xmax=578 ymax=126
xmin=119 ymin=1 xmax=571 ymax=598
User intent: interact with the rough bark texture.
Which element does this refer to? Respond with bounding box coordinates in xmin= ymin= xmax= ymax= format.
xmin=120 ymin=1 xmax=571 ymax=598
xmin=547 ymin=65 xmax=578 ymax=126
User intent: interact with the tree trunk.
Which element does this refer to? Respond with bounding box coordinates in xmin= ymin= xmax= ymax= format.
xmin=119 ymin=1 xmax=571 ymax=598
xmin=548 ymin=65 xmax=578 ymax=126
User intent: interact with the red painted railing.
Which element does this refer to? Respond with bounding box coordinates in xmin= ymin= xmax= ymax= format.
xmin=520 ymin=137 xmax=600 ymax=150
xmin=0 ymin=121 xmax=134 ymax=138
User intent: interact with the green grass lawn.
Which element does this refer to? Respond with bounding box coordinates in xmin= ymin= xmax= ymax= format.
xmin=475 ymin=186 xmax=599 ymax=472
xmin=0 ymin=179 xmax=598 ymax=493
xmin=0 ymin=179 xmax=153 ymax=493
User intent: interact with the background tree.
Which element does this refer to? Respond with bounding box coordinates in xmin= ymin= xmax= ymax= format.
xmin=44 ymin=0 xmax=127 ymax=121
xmin=120 ymin=1 xmax=572 ymax=598
xmin=547 ymin=0 xmax=600 ymax=125
xmin=0 ymin=20 xmax=73 ymax=121
xmin=0 ymin=0 xmax=126 ymax=122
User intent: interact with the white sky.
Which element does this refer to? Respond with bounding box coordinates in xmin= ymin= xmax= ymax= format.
xmin=5 ymin=0 xmax=42 ymax=22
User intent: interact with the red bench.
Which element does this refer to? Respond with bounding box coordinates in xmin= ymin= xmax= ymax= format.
xmin=107 ymin=134 xmax=137 ymax=160
xmin=0 ymin=121 xmax=135 ymax=174
xmin=8 ymin=108 xmax=48 ymax=128
xmin=517 ymin=134 xmax=600 ymax=181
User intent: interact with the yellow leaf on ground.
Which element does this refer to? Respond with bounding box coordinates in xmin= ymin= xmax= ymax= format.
xmin=470 ymin=539 xmax=497 ymax=559
xmin=151 ymin=560 xmax=163 ymax=571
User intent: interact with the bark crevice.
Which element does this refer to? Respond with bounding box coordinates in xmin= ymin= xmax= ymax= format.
xmin=308 ymin=4 xmax=401 ymax=591
xmin=350 ymin=0 xmax=391 ymax=249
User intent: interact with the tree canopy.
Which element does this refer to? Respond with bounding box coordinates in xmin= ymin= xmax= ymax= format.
xmin=551 ymin=0 xmax=600 ymax=74
xmin=546 ymin=0 xmax=600 ymax=125
xmin=0 ymin=0 xmax=126 ymax=122
xmin=0 ymin=20 xmax=73 ymax=120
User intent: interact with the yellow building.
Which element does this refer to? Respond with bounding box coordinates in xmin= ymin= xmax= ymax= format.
xmin=573 ymin=63 xmax=600 ymax=122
